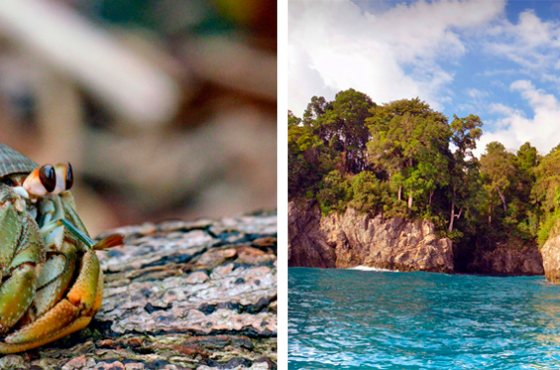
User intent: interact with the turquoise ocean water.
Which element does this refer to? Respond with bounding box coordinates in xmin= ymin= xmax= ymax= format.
xmin=289 ymin=267 xmax=560 ymax=369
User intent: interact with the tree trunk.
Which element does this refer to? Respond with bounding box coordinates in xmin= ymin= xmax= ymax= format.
xmin=456 ymin=206 xmax=463 ymax=220
xmin=398 ymin=185 xmax=402 ymax=201
xmin=449 ymin=200 xmax=455 ymax=233
xmin=5 ymin=213 xmax=278 ymax=370
xmin=429 ymin=190 xmax=433 ymax=207
xmin=408 ymin=189 xmax=413 ymax=211
xmin=448 ymin=200 xmax=463 ymax=233
xmin=495 ymin=186 xmax=507 ymax=212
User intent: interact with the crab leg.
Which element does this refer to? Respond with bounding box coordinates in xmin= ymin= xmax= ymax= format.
xmin=67 ymin=249 xmax=99 ymax=310
xmin=0 ymin=201 xmax=44 ymax=334
xmin=0 ymin=268 xmax=103 ymax=354
xmin=4 ymin=249 xmax=101 ymax=346
xmin=0 ymin=265 xmax=36 ymax=333
xmin=32 ymin=241 xmax=78 ymax=317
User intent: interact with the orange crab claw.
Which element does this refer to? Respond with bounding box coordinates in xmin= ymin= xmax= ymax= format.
xmin=0 ymin=251 xmax=104 ymax=353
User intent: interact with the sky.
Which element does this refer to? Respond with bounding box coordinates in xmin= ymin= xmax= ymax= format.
xmin=289 ymin=0 xmax=560 ymax=157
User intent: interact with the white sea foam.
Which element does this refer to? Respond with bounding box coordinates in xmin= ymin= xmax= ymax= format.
xmin=349 ymin=266 xmax=399 ymax=272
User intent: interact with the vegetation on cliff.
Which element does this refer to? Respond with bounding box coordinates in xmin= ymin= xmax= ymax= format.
xmin=288 ymin=89 xmax=560 ymax=271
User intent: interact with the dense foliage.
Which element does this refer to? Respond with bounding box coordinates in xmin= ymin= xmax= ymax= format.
xmin=288 ymin=89 xmax=560 ymax=271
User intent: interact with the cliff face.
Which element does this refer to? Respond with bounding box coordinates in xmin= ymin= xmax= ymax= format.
xmin=541 ymin=236 xmax=560 ymax=283
xmin=288 ymin=202 xmax=336 ymax=268
xmin=289 ymin=202 xmax=545 ymax=276
xmin=470 ymin=243 xmax=544 ymax=276
xmin=288 ymin=202 xmax=453 ymax=273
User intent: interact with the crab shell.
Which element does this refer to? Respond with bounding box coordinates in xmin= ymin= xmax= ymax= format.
xmin=0 ymin=144 xmax=39 ymax=177
xmin=0 ymin=144 xmax=104 ymax=353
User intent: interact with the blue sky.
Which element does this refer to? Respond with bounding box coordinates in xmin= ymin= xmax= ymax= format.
xmin=289 ymin=0 xmax=560 ymax=156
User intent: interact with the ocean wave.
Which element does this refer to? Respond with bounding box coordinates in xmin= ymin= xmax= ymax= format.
xmin=349 ymin=265 xmax=399 ymax=272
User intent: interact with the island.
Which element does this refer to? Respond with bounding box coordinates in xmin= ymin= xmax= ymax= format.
xmin=288 ymin=89 xmax=560 ymax=279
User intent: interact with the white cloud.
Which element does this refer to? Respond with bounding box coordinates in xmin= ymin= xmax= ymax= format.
xmin=484 ymin=9 xmax=560 ymax=70
xmin=467 ymin=8 xmax=560 ymax=157
xmin=288 ymin=0 xmax=505 ymax=116
xmin=488 ymin=102 xmax=522 ymax=117
xmin=515 ymin=10 xmax=555 ymax=47
xmin=467 ymin=88 xmax=489 ymax=99
xmin=475 ymin=80 xmax=560 ymax=157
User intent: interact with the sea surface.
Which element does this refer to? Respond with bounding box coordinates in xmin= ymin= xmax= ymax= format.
xmin=289 ymin=267 xmax=560 ymax=369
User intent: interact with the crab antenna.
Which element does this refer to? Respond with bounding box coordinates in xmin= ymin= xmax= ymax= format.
xmin=58 ymin=219 xmax=95 ymax=248
xmin=58 ymin=219 xmax=124 ymax=250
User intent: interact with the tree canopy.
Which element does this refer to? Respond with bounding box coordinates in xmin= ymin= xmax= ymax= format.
xmin=289 ymin=89 xmax=559 ymax=272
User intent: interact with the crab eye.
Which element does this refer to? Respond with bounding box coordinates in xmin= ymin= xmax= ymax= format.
xmin=51 ymin=162 xmax=73 ymax=194
xmin=23 ymin=165 xmax=52 ymax=196
xmin=39 ymin=165 xmax=56 ymax=193
xmin=66 ymin=163 xmax=73 ymax=190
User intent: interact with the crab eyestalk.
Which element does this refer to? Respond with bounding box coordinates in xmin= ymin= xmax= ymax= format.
xmin=53 ymin=163 xmax=73 ymax=195
xmin=23 ymin=163 xmax=73 ymax=197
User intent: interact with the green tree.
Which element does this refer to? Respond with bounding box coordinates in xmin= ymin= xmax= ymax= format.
xmin=366 ymin=98 xmax=451 ymax=214
xmin=533 ymin=146 xmax=560 ymax=243
xmin=480 ymin=142 xmax=515 ymax=226
xmin=302 ymin=96 xmax=330 ymax=126
xmin=288 ymin=111 xmax=335 ymax=198
xmin=317 ymin=170 xmax=352 ymax=215
xmin=308 ymin=89 xmax=375 ymax=174
xmin=510 ymin=142 xmax=540 ymax=237
xmin=288 ymin=110 xmax=302 ymax=127
xmin=448 ymin=114 xmax=483 ymax=232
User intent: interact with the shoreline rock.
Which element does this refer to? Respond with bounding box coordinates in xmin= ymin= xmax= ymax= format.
xmin=288 ymin=202 xmax=453 ymax=273
xmin=541 ymin=236 xmax=560 ymax=283
xmin=469 ymin=242 xmax=544 ymax=276
xmin=289 ymin=201 xmax=545 ymax=276
xmin=288 ymin=202 xmax=336 ymax=268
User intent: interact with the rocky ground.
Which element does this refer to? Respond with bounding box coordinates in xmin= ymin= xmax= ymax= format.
xmin=0 ymin=212 xmax=277 ymax=370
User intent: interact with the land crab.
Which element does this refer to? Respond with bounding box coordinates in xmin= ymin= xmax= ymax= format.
xmin=0 ymin=144 xmax=123 ymax=353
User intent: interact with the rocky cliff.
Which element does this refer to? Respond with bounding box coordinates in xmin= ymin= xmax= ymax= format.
xmin=289 ymin=202 xmax=545 ymax=276
xmin=541 ymin=236 xmax=560 ymax=283
xmin=469 ymin=242 xmax=544 ymax=276
xmin=288 ymin=202 xmax=453 ymax=273
xmin=288 ymin=202 xmax=336 ymax=268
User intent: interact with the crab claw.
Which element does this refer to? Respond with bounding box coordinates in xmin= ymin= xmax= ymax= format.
xmin=0 ymin=251 xmax=104 ymax=353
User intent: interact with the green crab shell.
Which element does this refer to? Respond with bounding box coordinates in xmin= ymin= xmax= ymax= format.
xmin=0 ymin=144 xmax=39 ymax=179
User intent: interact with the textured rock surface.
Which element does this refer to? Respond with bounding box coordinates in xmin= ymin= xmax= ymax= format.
xmin=470 ymin=242 xmax=544 ymax=276
xmin=288 ymin=202 xmax=453 ymax=273
xmin=2 ymin=212 xmax=277 ymax=369
xmin=541 ymin=236 xmax=560 ymax=283
xmin=288 ymin=202 xmax=335 ymax=268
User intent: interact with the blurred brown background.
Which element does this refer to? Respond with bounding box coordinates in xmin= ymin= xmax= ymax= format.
xmin=0 ymin=0 xmax=277 ymax=236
